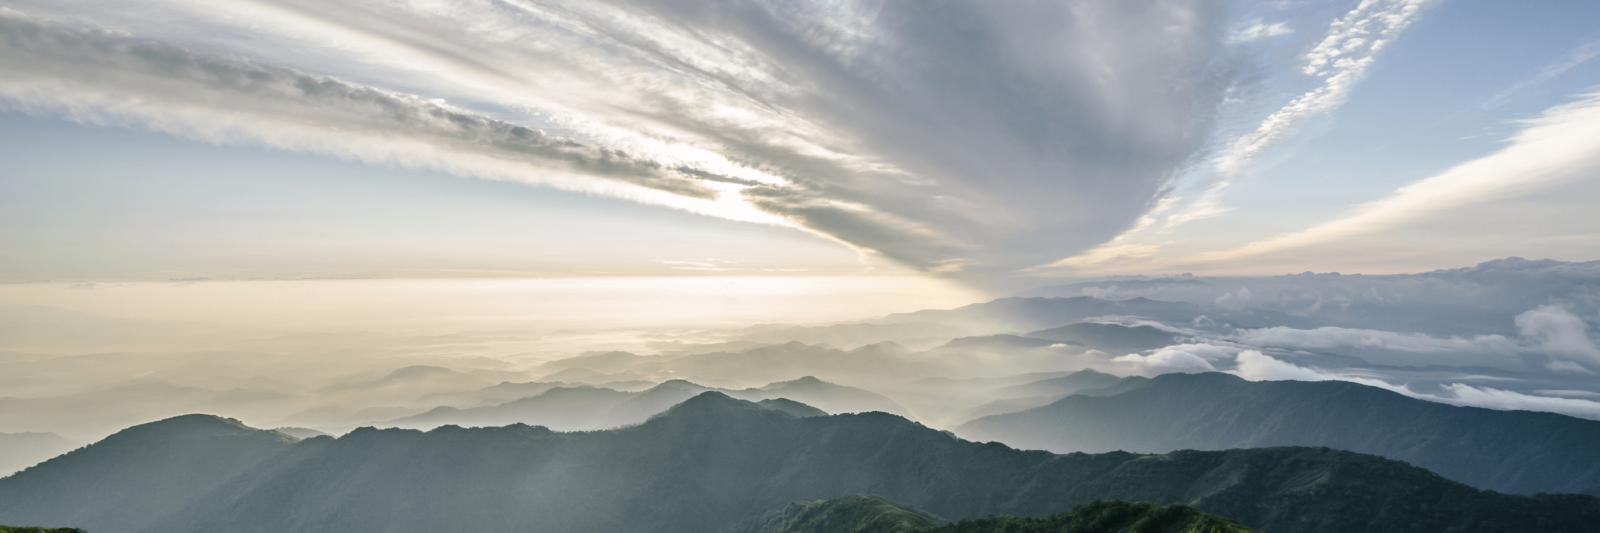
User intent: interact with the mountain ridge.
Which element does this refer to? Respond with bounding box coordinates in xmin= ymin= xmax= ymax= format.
xmin=958 ymin=372 xmax=1600 ymax=494
xmin=2 ymin=393 xmax=1597 ymax=533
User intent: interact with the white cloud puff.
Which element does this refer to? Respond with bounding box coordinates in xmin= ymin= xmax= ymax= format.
xmin=1515 ymin=305 xmax=1600 ymax=366
xmin=1227 ymin=20 xmax=1293 ymax=43
xmin=1231 ymin=326 xmax=1518 ymax=354
xmin=1110 ymin=343 xmax=1228 ymax=376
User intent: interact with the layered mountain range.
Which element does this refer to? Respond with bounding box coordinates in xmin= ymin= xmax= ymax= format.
xmin=2 ymin=393 xmax=1596 ymax=533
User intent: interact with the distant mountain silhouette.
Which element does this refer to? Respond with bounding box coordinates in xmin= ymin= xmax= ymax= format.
xmin=754 ymin=399 xmax=826 ymax=419
xmin=384 ymin=377 xmax=902 ymax=431
xmin=752 ymin=376 xmax=908 ymax=417
xmin=955 ymin=370 xmax=1148 ymax=423
xmin=939 ymin=335 xmax=1070 ymax=350
xmin=1023 ymin=323 xmax=1176 ymax=353
xmin=958 ymin=372 xmax=1600 ymax=495
xmin=739 ymin=497 xmax=1262 ymax=533
xmin=2 ymin=393 xmax=1597 ymax=533
xmin=268 ymin=427 xmax=327 ymax=440
xmin=988 ymin=369 xmax=1145 ymax=399
xmin=875 ymin=297 xmax=1310 ymax=332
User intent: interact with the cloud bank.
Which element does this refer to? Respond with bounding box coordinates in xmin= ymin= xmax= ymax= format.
xmin=0 ymin=1 xmax=1234 ymax=275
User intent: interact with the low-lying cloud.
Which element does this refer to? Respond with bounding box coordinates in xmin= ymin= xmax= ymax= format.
xmin=1228 ymin=349 xmax=1600 ymax=420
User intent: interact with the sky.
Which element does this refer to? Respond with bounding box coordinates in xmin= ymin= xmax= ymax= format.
xmin=2 ymin=0 xmax=1596 ymax=294
xmin=10 ymin=0 xmax=1600 ymax=474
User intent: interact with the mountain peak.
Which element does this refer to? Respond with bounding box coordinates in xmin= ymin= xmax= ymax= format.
xmin=652 ymin=378 xmax=707 ymax=389
xmin=657 ymin=391 xmax=765 ymax=420
xmin=109 ymin=414 xmax=272 ymax=440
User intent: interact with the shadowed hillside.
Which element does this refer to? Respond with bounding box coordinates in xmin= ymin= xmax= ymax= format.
xmin=958 ymin=372 xmax=1600 ymax=494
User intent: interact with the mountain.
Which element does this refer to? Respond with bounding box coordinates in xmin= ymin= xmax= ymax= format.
xmin=1023 ymin=323 xmax=1176 ymax=353
xmin=3 ymin=393 xmax=1597 ymax=533
xmin=385 ymin=385 xmax=638 ymax=431
xmin=744 ymin=376 xmax=908 ymax=417
xmin=380 ymin=376 xmax=896 ymax=428
xmin=939 ymin=335 xmax=1069 ymax=351
xmin=958 ymin=372 xmax=1600 ymax=495
xmin=270 ymin=427 xmax=328 ymax=440
xmin=735 ymin=495 xmax=943 ymax=533
xmin=988 ymin=369 xmax=1145 ymax=399
xmin=955 ymin=370 xmax=1148 ymax=423
xmin=386 ymin=377 xmax=896 ymax=431
xmin=738 ymin=322 xmax=968 ymax=351
xmin=663 ymin=341 xmax=940 ymax=385
xmin=327 ymin=366 xmax=493 ymax=396
xmin=754 ymin=399 xmax=828 ymax=418
xmin=0 ymin=415 xmax=297 ymax=531
xmin=740 ymin=497 xmax=1261 ymax=533
xmin=535 ymin=351 xmax=655 ymax=375
xmin=0 ymin=432 xmax=79 ymax=477
xmin=1017 ymin=258 xmax=1600 ymax=337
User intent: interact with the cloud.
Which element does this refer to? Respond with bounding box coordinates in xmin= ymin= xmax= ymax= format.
xmin=1195 ymin=89 xmax=1600 ymax=262
xmin=1482 ymin=38 xmax=1600 ymax=109
xmin=1229 ymin=348 xmax=1600 ymax=420
xmin=0 ymin=2 xmax=1235 ymax=275
xmin=1232 ymin=349 xmax=1337 ymax=381
xmin=1046 ymin=0 xmax=1435 ymax=270
xmin=1204 ymin=0 xmax=1434 ymax=199
xmin=1227 ymin=20 xmax=1294 ymax=43
xmin=1110 ymin=343 xmax=1228 ymax=376
xmin=1439 ymin=383 xmax=1600 ymax=420
xmin=1515 ymin=305 xmax=1600 ymax=366
xmin=1231 ymin=326 xmax=1518 ymax=354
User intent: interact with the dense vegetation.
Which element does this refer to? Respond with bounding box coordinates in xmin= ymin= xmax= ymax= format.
xmin=743 ymin=497 xmax=1260 ymax=533
xmin=931 ymin=500 xmax=1258 ymax=533
xmin=0 ymin=526 xmax=87 ymax=533
xmin=2 ymin=393 xmax=1597 ymax=533
xmin=738 ymin=495 xmax=944 ymax=533
xmin=960 ymin=371 xmax=1600 ymax=494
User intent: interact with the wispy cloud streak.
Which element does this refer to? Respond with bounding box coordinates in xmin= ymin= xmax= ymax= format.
xmin=0 ymin=1 xmax=1233 ymax=275
xmin=1199 ymin=90 xmax=1600 ymax=261
xmin=1046 ymin=0 xmax=1433 ymax=271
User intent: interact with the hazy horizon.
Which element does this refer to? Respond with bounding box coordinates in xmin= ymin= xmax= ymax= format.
xmin=3 ymin=3 xmax=1600 ymax=531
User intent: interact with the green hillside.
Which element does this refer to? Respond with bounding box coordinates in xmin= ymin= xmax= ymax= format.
xmin=738 ymin=495 xmax=944 ymax=533
xmin=743 ymin=497 xmax=1260 ymax=533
